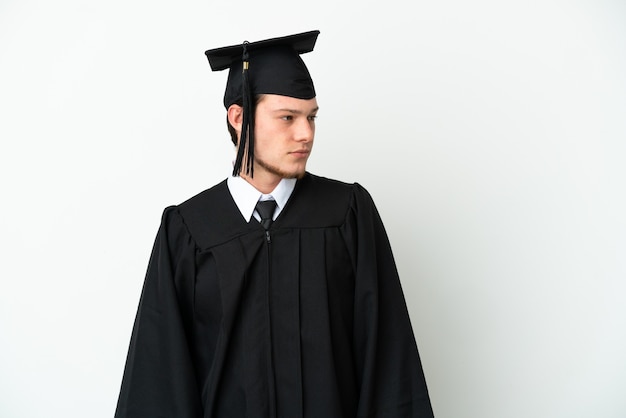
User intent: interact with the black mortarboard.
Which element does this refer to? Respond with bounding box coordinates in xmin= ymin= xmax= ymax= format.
xmin=205 ymin=30 xmax=320 ymax=177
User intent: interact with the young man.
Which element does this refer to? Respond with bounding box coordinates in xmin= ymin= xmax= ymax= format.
xmin=116 ymin=30 xmax=434 ymax=417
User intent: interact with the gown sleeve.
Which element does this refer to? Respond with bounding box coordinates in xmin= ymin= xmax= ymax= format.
xmin=115 ymin=207 xmax=202 ymax=418
xmin=343 ymin=184 xmax=434 ymax=418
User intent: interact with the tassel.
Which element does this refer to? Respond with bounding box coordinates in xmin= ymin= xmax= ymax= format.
xmin=233 ymin=42 xmax=255 ymax=177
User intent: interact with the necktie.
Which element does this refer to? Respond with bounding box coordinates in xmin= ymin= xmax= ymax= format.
xmin=256 ymin=200 xmax=277 ymax=230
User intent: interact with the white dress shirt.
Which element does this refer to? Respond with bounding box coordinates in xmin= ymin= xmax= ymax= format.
xmin=227 ymin=175 xmax=296 ymax=223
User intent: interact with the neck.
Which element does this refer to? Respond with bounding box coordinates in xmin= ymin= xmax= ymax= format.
xmin=240 ymin=172 xmax=281 ymax=194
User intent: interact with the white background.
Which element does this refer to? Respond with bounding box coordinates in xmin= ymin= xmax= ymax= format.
xmin=1 ymin=0 xmax=625 ymax=417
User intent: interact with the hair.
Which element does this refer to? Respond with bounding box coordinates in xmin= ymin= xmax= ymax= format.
xmin=226 ymin=95 xmax=265 ymax=146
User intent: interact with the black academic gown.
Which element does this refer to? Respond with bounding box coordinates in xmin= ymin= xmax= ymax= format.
xmin=115 ymin=173 xmax=433 ymax=418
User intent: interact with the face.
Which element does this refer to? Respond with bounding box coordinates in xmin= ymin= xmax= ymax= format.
xmin=251 ymin=94 xmax=318 ymax=182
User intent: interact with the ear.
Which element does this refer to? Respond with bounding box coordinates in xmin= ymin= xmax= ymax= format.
xmin=227 ymin=104 xmax=243 ymax=135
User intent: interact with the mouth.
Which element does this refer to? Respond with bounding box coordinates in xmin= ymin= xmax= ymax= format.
xmin=289 ymin=149 xmax=310 ymax=157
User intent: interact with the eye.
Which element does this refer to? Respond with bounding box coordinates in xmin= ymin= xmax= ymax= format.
xmin=308 ymin=115 xmax=317 ymax=122
xmin=281 ymin=115 xmax=294 ymax=121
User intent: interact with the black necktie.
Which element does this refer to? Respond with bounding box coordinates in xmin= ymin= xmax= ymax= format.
xmin=256 ymin=200 xmax=277 ymax=230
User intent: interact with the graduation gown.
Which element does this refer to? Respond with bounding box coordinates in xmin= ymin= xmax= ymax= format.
xmin=115 ymin=173 xmax=433 ymax=417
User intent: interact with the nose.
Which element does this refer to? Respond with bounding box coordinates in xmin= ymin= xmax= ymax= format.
xmin=294 ymin=117 xmax=315 ymax=143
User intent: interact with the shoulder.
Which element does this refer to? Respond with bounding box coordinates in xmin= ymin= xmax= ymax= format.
xmin=176 ymin=179 xmax=230 ymax=215
xmin=301 ymin=172 xmax=353 ymax=190
xmin=298 ymin=172 xmax=365 ymax=200
xmin=301 ymin=173 xmax=375 ymax=206
xmin=155 ymin=180 xmax=229 ymax=226
xmin=273 ymin=173 xmax=373 ymax=228
xmin=159 ymin=179 xmax=247 ymax=249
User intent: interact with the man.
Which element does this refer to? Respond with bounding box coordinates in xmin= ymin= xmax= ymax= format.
xmin=116 ymin=30 xmax=434 ymax=417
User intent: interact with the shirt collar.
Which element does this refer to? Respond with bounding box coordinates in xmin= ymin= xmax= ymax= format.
xmin=227 ymin=175 xmax=296 ymax=222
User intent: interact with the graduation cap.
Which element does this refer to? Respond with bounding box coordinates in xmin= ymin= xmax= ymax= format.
xmin=205 ymin=30 xmax=320 ymax=177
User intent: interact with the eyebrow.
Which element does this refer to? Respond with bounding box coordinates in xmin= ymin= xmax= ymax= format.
xmin=273 ymin=106 xmax=319 ymax=115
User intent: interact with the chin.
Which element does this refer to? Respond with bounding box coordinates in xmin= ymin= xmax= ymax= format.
xmin=285 ymin=165 xmax=307 ymax=179
xmin=278 ymin=170 xmax=305 ymax=179
xmin=257 ymin=158 xmax=307 ymax=179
